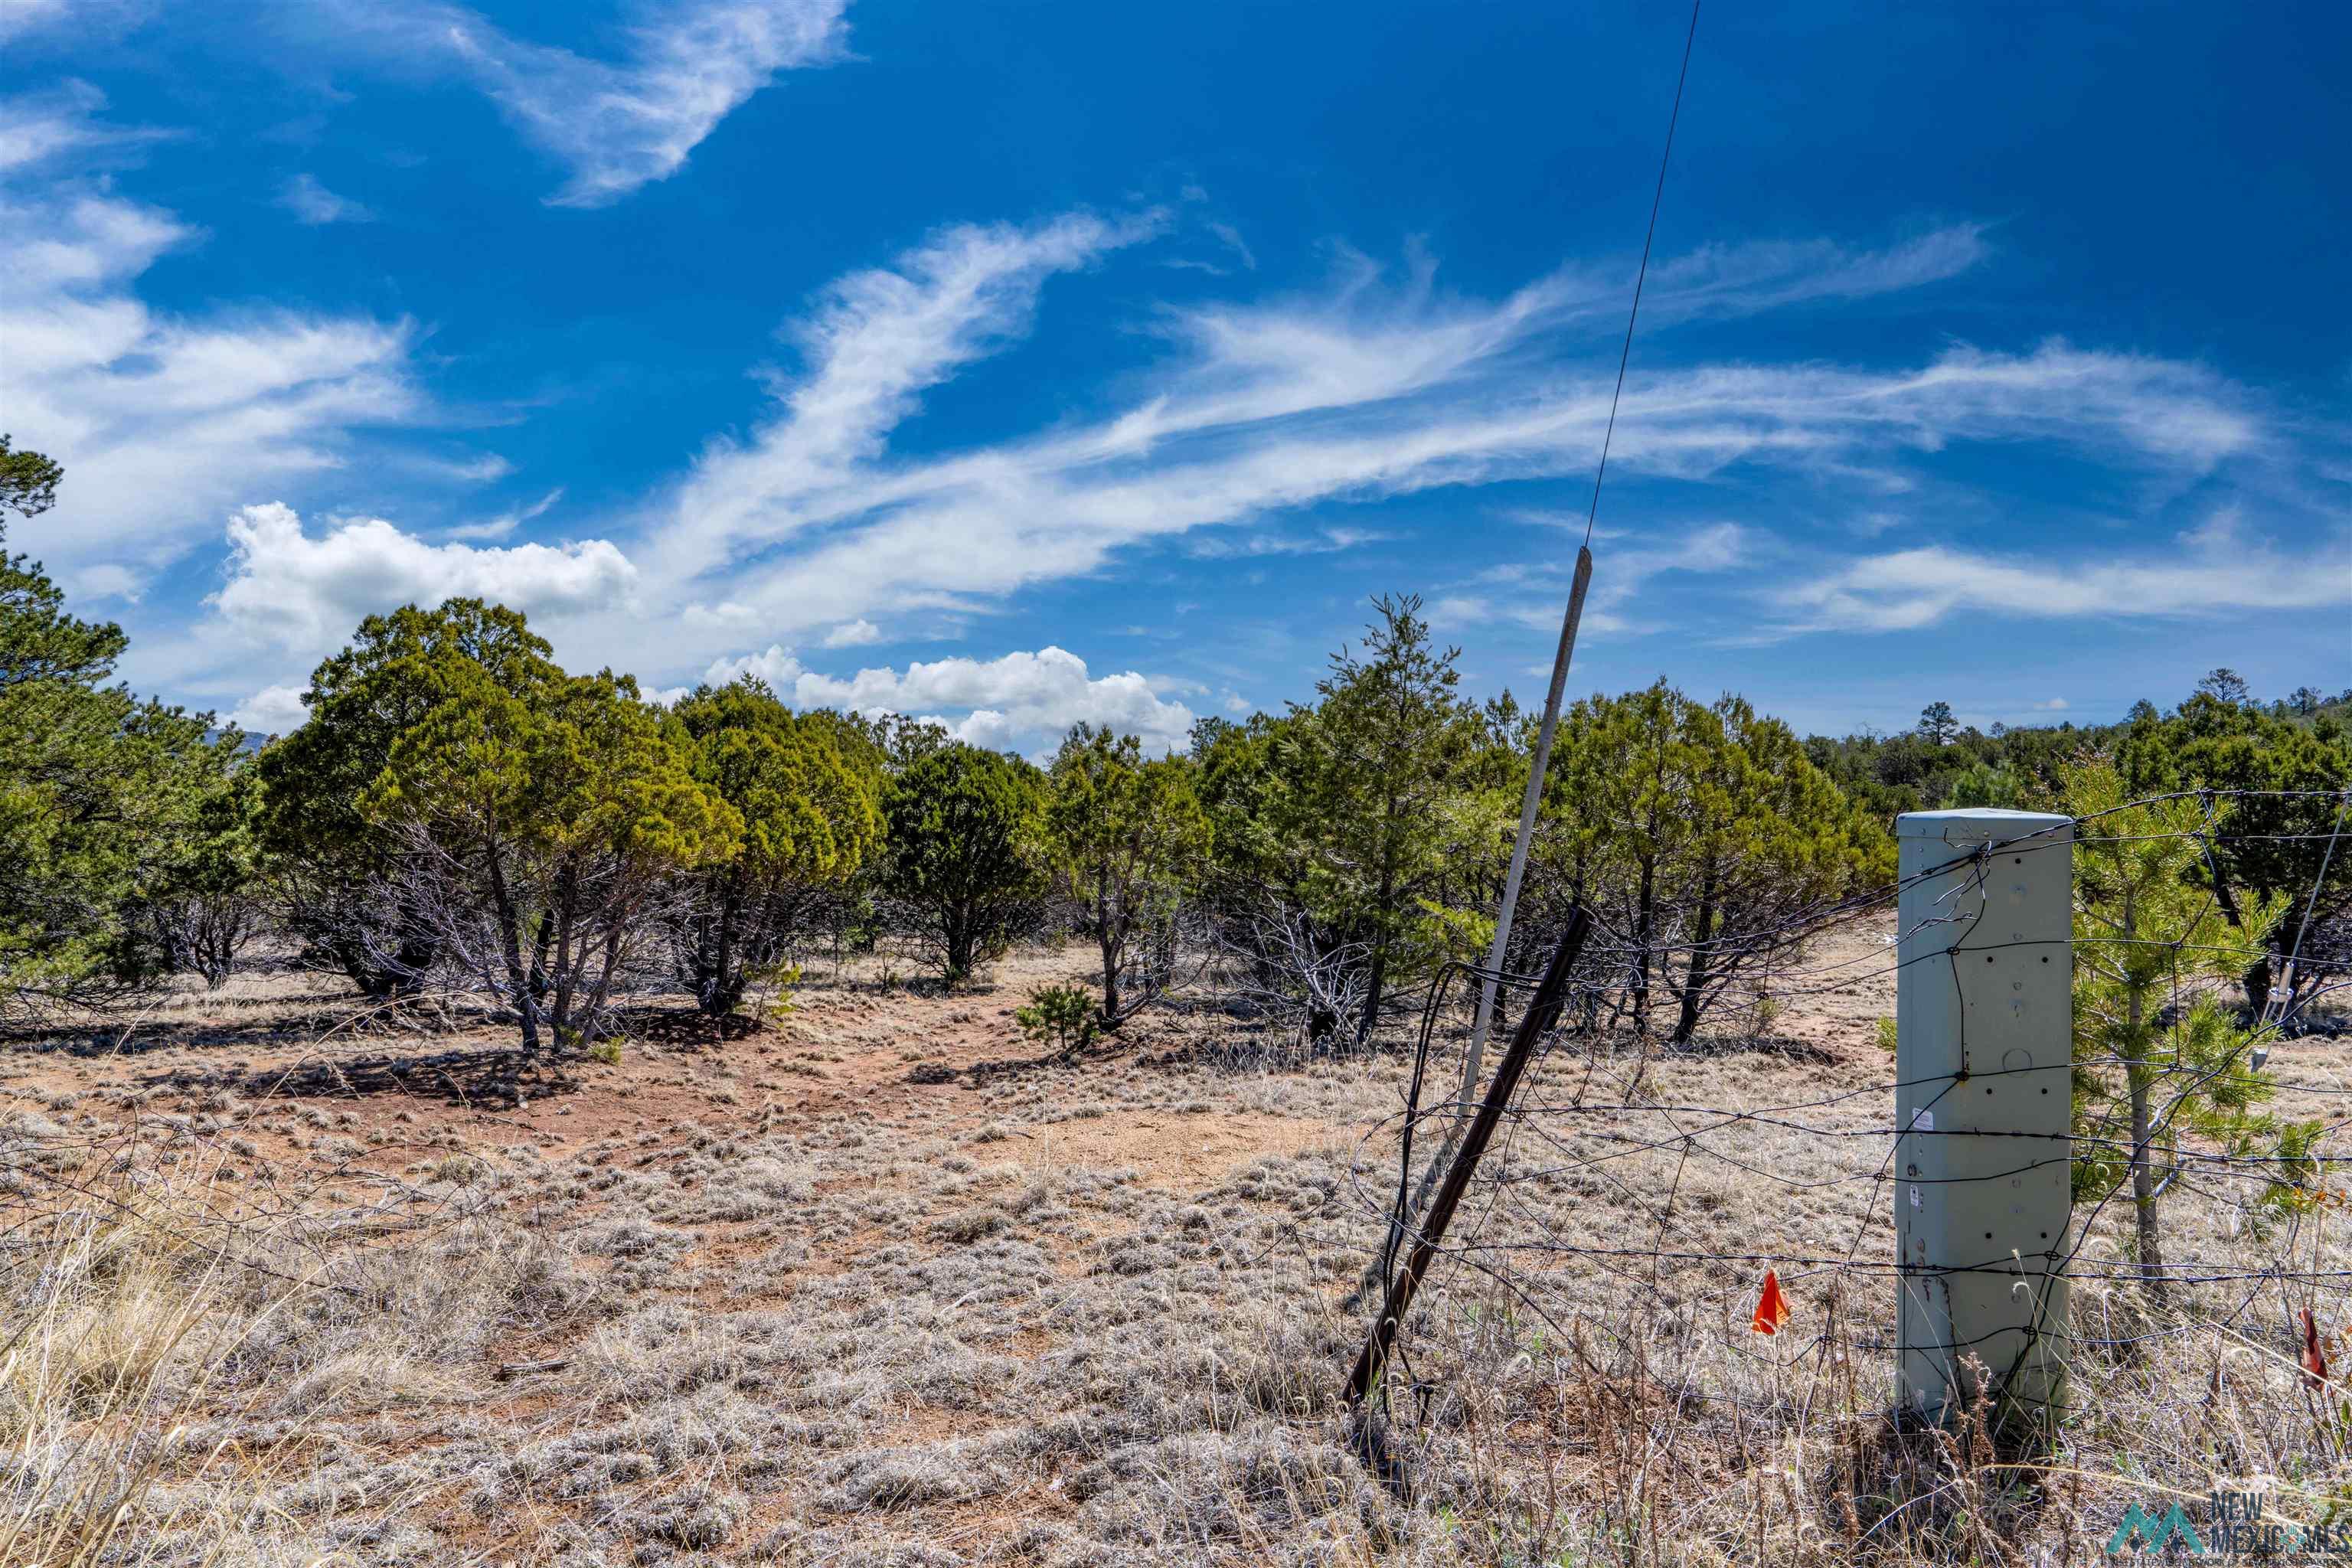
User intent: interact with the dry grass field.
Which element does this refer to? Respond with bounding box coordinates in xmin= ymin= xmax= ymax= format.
xmin=8 ymin=922 xmax=2352 ymax=1566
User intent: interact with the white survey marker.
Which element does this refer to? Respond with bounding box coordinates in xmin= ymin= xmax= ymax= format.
xmin=1893 ymin=808 xmax=2073 ymax=1426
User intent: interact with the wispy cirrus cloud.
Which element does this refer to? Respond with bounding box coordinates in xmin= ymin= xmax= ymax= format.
xmin=305 ymin=0 xmax=848 ymax=207
xmin=0 ymin=0 xmax=152 ymax=47
xmin=1642 ymin=223 xmax=1992 ymax=321
xmin=1767 ymin=511 xmax=2350 ymax=638
xmin=590 ymin=221 xmax=2029 ymax=660
xmin=1184 ymin=524 xmax=1390 ymax=559
xmin=653 ymin=208 xmax=1164 ymax=582
xmin=1431 ymin=521 xmax=1752 ymax=639
xmin=0 ymin=80 xmax=172 ymax=170
xmin=443 ymin=485 xmax=564 ymax=542
xmin=169 ymin=208 xmax=2311 ymax=750
xmin=0 ymin=89 xmax=419 ymax=597
xmin=639 ymin=335 xmax=2263 ymax=666
xmin=278 ymin=172 xmax=373 ymax=224
xmin=420 ymin=215 xmax=2269 ymax=710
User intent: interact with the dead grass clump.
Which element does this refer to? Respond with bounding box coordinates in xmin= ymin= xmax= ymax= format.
xmin=1069 ymin=1427 xmax=1393 ymax=1552
xmin=931 ymin=1204 xmax=1013 ymax=1244
xmin=819 ymin=1439 xmax=1008 ymax=1511
xmin=0 ymin=1165 xmax=337 ymax=1564
xmin=583 ymin=1212 xmax=694 ymax=1260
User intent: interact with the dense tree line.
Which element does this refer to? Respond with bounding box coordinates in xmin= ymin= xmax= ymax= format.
xmin=2 ymin=438 xmax=248 ymax=1008
xmin=5 ymin=437 xmax=2344 ymax=1067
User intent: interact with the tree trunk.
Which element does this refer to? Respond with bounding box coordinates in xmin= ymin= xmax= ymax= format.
xmin=694 ymin=880 xmax=744 ymax=1016
xmin=1099 ymin=929 xmax=1121 ymax=1023
xmin=548 ymin=858 xmax=580 ymax=1044
xmin=484 ymin=838 xmax=538 ymax=1055
xmin=2123 ymin=894 xmax=2167 ymax=1301
xmin=1671 ymin=881 xmax=1716 ymax=1046
xmin=580 ymin=919 xmax=627 ymax=1039
xmin=1095 ymin=871 xmax=1129 ymax=1026
xmin=2243 ymin=946 xmax=2274 ymax=1018
xmin=1357 ymin=943 xmax=1389 ymax=1051
xmin=946 ymin=903 xmax=973 ymax=982
xmin=715 ymin=880 xmax=740 ymax=1013
xmin=528 ymin=909 xmax=554 ymax=1001
xmin=335 ymin=935 xmax=390 ymax=998
xmin=1630 ymin=852 xmax=1656 ymax=1037
xmin=1357 ymin=851 xmax=1399 ymax=1050
xmin=2128 ymin=1067 xmax=2165 ymax=1302
xmin=340 ymin=926 xmax=437 ymax=1000
xmin=687 ymin=910 xmax=719 ymax=1013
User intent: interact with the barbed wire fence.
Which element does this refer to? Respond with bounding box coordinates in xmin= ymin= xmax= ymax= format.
xmin=1336 ymin=789 xmax=2352 ymax=1537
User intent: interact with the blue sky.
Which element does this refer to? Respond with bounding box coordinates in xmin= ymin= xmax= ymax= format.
xmin=3 ymin=0 xmax=2346 ymax=754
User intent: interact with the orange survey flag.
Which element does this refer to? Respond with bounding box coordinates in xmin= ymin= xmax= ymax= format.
xmin=1752 ymin=1269 xmax=1792 ymax=1335
xmin=2301 ymin=1307 xmax=2329 ymax=1388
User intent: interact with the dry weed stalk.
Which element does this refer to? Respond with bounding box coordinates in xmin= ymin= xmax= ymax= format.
xmin=0 ymin=1162 xmax=310 ymax=1566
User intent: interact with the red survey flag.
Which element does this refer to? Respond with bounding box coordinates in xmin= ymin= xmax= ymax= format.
xmin=2301 ymin=1307 xmax=2329 ymax=1389
xmin=1752 ymin=1269 xmax=1792 ymax=1335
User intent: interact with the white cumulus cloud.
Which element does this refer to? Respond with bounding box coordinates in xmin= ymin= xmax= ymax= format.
xmin=209 ymin=501 xmax=638 ymax=650
xmin=227 ymin=681 xmax=310 ymax=734
xmin=700 ymin=644 xmax=1197 ymax=757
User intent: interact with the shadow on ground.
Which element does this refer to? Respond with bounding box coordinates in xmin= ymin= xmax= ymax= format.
xmin=136 ymin=1045 xmax=572 ymax=1109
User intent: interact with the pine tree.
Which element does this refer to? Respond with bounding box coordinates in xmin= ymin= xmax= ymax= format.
xmin=2115 ymin=693 xmax=2352 ymax=1011
xmin=2 ymin=452 xmax=239 ymax=1011
xmin=2064 ymin=754 xmax=2313 ymax=1298
xmin=1289 ymin=594 xmax=1492 ymax=1045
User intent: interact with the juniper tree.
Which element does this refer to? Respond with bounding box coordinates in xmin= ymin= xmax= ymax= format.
xmin=882 ymin=743 xmax=1048 ymax=982
xmin=1540 ymin=682 xmax=1887 ymax=1044
xmin=364 ymin=645 xmax=738 ymax=1054
xmin=667 ymin=680 xmax=883 ymax=1014
xmin=129 ymin=763 xmax=269 ymax=988
xmin=1188 ymin=710 xmax=1364 ymax=1042
xmin=1289 ymin=593 xmax=1495 ymax=1045
xmin=1044 ymin=724 xmax=1208 ymax=1024
xmin=256 ymin=599 xmax=559 ymax=997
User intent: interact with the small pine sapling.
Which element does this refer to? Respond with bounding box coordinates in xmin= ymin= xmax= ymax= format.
xmin=1016 ymin=983 xmax=1099 ymax=1057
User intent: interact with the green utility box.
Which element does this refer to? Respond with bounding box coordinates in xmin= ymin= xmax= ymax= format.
xmin=1893 ymin=808 xmax=2073 ymax=1424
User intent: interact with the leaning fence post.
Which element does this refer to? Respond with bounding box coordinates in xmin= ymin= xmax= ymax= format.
xmin=1345 ymin=908 xmax=1592 ymax=1412
xmin=1894 ymin=808 xmax=2073 ymax=1429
